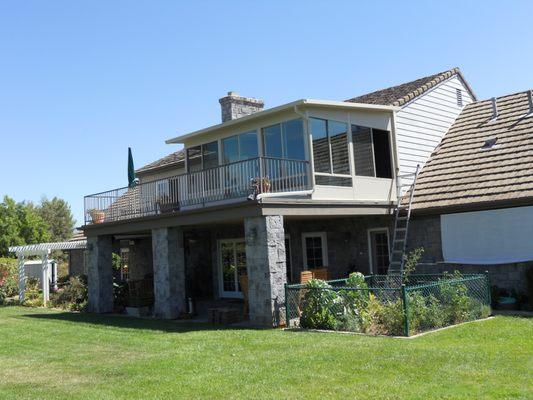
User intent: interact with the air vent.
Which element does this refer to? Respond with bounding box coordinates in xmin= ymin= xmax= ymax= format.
xmin=456 ymin=88 xmax=463 ymax=107
xmin=481 ymin=137 xmax=499 ymax=150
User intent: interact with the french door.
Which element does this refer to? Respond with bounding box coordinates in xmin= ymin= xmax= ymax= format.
xmin=218 ymin=239 xmax=247 ymax=298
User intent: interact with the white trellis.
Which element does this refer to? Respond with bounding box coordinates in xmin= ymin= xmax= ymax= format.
xmin=9 ymin=240 xmax=87 ymax=306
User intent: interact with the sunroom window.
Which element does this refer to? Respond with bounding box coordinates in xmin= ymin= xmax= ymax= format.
xmin=352 ymin=125 xmax=392 ymax=179
xmin=310 ymin=118 xmax=351 ymax=186
xmin=262 ymin=119 xmax=305 ymax=160
xmin=222 ymin=131 xmax=258 ymax=164
xmin=187 ymin=141 xmax=219 ymax=172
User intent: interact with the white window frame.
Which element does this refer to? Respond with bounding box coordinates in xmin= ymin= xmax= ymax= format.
xmin=119 ymin=248 xmax=130 ymax=281
xmin=217 ymin=238 xmax=246 ymax=299
xmin=367 ymin=228 xmax=390 ymax=275
xmin=302 ymin=232 xmax=328 ymax=270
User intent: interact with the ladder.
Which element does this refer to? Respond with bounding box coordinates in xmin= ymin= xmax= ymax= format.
xmin=388 ymin=165 xmax=420 ymax=275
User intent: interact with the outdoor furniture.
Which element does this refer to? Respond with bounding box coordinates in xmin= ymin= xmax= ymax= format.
xmin=127 ymin=278 xmax=154 ymax=307
xmin=299 ymin=268 xmax=329 ymax=284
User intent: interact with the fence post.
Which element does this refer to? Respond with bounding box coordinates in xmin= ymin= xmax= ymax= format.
xmin=484 ymin=270 xmax=492 ymax=311
xmin=401 ymin=284 xmax=410 ymax=337
xmin=284 ymin=283 xmax=289 ymax=329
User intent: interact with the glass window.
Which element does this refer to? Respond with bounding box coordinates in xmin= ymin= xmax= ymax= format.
xmin=203 ymin=141 xmax=219 ymax=169
xmin=352 ymin=125 xmax=375 ymax=177
xmin=352 ymin=125 xmax=392 ymax=178
xmin=303 ymin=232 xmax=328 ymax=269
xmin=283 ymin=119 xmax=305 ymax=160
xmin=310 ymin=118 xmax=330 ymax=173
xmin=263 ymin=124 xmax=283 ymax=158
xmin=239 ymin=131 xmax=258 ymax=160
xmin=222 ymin=135 xmax=239 ymax=164
xmin=329 ymin=121 xmax=349 ymax=174
xmin=372 ymin=129 xmax=392 ymax=178
xmin=187 ymin=146 xmax=202 ymax=172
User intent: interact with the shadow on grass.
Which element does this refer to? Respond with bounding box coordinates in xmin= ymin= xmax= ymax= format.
xmin=21 ymin=311 xmax=254 ymax=333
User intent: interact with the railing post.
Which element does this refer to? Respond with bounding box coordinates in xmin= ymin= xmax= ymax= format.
xmin=259 ymin=157 xmax=265 ymax=193
xmin=284 ymin=283 xmax=289 ymax=328
xmin=485 ymin=270 xmax=492 ymax=311
xmin=401 ymin=284 xmax=410 ymax=337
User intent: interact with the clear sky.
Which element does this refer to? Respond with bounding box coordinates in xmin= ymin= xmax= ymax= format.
xmin=1 ymin=0 xmax=532 ymax=226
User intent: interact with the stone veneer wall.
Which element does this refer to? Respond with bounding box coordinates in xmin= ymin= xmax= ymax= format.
xmin=86 ymin=235 xmax=114 ymax=313
xmin=68 ymin=249 xmax=86 ymax=276
xmin=285 ymin=215 xmax=392 ymax=281
xmin=128 ymin=238 xmax=153 ymax=281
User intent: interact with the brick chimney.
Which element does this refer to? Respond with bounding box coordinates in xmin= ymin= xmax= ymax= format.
xmin=219 ymin=92 xmax=264 ymax=123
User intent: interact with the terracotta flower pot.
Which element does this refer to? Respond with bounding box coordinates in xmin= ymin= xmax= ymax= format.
xmin=89 ymin=209 xmax=105 ymax=224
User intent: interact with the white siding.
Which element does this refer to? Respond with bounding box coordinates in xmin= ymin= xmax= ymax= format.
xmin=395 ymin=76 xmax=474 ymax=185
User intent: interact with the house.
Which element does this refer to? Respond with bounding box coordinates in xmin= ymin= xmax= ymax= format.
xmin=406 ymin=90 xmax=533 ymax=295
xmin=82 ymin=68 xmax=476 ymax=326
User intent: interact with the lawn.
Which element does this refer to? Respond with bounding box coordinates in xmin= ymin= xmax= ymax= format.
xmin=0 ymin=307 xmax=531 ymax=399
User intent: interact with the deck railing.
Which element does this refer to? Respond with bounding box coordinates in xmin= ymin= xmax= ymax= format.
xmin=84 ymin=157 xmax=310 ymax=224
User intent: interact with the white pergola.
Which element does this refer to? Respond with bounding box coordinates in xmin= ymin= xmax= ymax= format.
xmin=9 ymin=240 xmax=87 ymax=306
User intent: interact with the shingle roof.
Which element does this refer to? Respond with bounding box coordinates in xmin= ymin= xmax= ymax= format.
xmin=411 ymin=90 xmax=533 ymax=211
xmin=136 ymin=149 xmax=185 ymax=175
xmin=346 ymin=67 xmax=475 ymax=107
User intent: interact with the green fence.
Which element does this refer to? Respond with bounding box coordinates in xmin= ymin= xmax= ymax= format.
xmin=285 ymin=272 xmax=491 ymax=336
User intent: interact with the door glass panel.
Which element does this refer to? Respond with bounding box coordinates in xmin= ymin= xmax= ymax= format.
xmin=305 ymin=236 xmax=324 ymax=269
xmin=352 ymin=125 xmax=375 ymax=177
xmin=372 ymin=232 xmax=390 ymax=275
xmin=329 ymin=121 xmax=349 ymax=174
xmin=235 ymin=241 xmax=247 ymax=292
xmin=263 ymin=124 xmax=283 ymax=158
xmin=283 ymin=119 xmax=305 ymax=160
xmin=220 ymin=242 xmax=236 ymax=292
xmin=310 ymin=118 xmax=330 ymax=173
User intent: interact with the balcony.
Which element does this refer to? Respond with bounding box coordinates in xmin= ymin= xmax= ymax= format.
xmin=84 ymin=157 xmax=311 ymax=225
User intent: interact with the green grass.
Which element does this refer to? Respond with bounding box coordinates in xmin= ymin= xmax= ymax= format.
xmin=0 ymin=307 xmax=531 ymax=399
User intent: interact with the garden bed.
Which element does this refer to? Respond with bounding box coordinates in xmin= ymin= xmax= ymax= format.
xmin=285 ymin=272 xmax=491 ymax=336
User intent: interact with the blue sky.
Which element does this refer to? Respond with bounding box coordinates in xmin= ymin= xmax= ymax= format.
xmin=1 ymin=1 xmax=533 ymax=226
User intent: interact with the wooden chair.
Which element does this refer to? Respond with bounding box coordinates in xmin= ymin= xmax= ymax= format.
xmin=239 ymin=274 xmax=249 ymax=318
xmin=299 ymin=268 xmax=330 ymax=284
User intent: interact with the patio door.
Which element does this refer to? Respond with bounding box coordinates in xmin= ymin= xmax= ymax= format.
xmin=218 ymin=239 xmax=247 ymax=298
xmin=368 ymin=229 xmax=390 ymax=275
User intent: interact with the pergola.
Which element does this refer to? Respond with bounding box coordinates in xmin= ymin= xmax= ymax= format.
xmin=9 ymin=240 xmax=87 ymax=305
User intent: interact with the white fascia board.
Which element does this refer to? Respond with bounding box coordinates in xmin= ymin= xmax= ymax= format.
xmin=165 ymin=99 xmax=399 ymax=144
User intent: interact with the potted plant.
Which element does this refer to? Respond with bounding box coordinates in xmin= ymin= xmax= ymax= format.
xmin=88 ymin=209 xmax=105 ymax=224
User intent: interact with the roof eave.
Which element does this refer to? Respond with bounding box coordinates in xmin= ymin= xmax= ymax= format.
xmin=165 ymin=99 xmax=399 ymax=144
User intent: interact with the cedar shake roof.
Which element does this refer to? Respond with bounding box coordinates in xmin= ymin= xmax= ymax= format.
xmin=136 ymin=149 xmax=185 ymax=175
xmin=346 ymin=67 xmax=475 ymax=106
xmin=411 ymin=90 xmax=533 ymax=212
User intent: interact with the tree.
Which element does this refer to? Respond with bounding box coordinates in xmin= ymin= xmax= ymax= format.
xmin=37 ymin=197 xmax=76 ymax=242
xmin=0 ymin=196 xmax=50 ymax=256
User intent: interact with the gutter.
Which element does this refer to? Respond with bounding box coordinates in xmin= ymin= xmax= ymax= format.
xmin=256 ymin=189 xmax=314 ymax=201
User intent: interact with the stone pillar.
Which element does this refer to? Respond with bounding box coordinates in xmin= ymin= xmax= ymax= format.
xmin=152 ymin=227 xmax=186 ymax=319
xmin=87 ymin=235 xmax=114 ymax=313
xmin=244 ymin=215 xmax=287 ymax=327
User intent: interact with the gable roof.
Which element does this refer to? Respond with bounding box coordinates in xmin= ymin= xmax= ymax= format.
xmin=136 ymin=149 xmax=185 ymax=175
xmin=411 ymin=90 xmax=533 ymax=212
xmin=346 ymin=67 xmax=476 ymax=107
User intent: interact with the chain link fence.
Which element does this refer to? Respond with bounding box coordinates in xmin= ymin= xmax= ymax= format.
xmin=285 ymin=272 xmax=491 ymax=336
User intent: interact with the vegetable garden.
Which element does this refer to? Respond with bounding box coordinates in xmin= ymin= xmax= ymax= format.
xmin=285 ymin=271 xmax=491 ymax=336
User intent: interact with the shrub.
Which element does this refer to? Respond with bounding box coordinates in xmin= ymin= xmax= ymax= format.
xmin=0 ymin=258 xmax=19 ymax=303
xmin=300 ymin=279 xmax=341 ymax=330
xmin=408 ymin=292 xmax=445 ymax=334
xmin=50 ymin=275 xmax=87 ymax=311
xmin=23 ymin=278 xmax=43 ymax=307
xmin=337 ymin=272 xmax=370 ymax=332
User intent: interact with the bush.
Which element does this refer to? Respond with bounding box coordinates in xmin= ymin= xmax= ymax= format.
xmin=50 ymin=275 xmax=87 ymax=311
xmin=23 ymin=278 xmax=43 ymax=307
xmin=0 ymin=258 xmax=19 ymax=303
xmin=337 ymin=272 xmax=370 ymax=332
xmin=300 ymin=279 xmax=341 ymax=330
xmin=408 ymin=292 xmax=445 ymax=334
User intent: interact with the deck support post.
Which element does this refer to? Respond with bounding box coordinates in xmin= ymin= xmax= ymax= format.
xmin=87 ymin=235 xmax=114 ymax=313
xmin=244 ymin=215 xmax=287 ymax=327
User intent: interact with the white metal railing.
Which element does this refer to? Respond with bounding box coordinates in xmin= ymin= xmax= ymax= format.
xmin=84 ymin=157 xmax=310 ymax=224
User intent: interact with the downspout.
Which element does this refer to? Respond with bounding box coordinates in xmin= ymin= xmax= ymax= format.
xmin=390 ymin=110 xmax=402 ymax=202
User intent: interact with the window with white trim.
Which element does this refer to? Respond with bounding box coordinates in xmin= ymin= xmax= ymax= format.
xmin=302 ymin=232 xmax=328 ymax=269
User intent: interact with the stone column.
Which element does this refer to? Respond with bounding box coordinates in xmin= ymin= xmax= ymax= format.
xmin=87 ymin=235 xmax=114 ymax=313
xmin=152 ymin=227 xmax=186 ymax=319
xmin=244 ymin=215 xmax=287 ymax=327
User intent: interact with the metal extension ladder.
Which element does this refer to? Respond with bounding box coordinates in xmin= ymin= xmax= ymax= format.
xmin=388 ymin=165 xmax=420 ymax=275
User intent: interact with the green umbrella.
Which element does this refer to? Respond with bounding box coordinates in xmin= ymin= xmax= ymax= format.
xmin=128 ymin=147 xmax=138 ymax=187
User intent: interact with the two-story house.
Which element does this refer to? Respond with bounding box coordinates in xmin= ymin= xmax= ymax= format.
xmin=83 ymin=68 xmax=475 ymax=326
